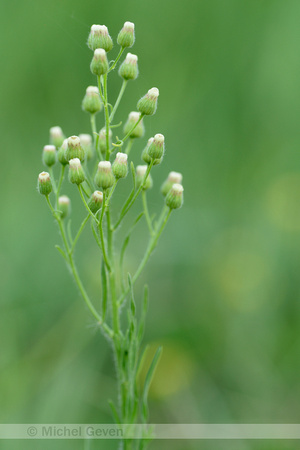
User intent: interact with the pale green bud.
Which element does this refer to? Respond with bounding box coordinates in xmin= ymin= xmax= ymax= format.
xmin=50 ymin=126 xmax=65 ymax=148
xmin=119 ymin=53 xmax=138 ymax=80
xmin=165 ymin=183 xmax=184 ymax=209
xmin=94 ymin=161 xmax=115 ymax=189
xmin=90 ymin=48 xmax=109 ymax=76
xmin=65 ymin=136 xmax=85 ymax=162
xmin=79 ymin=134 xmax=93 ymax=160
xmin=137 ymin=87 xmax=159 ymax=116
xmin=112 ymin=152 xmax=128 ymax=179
xmin=161 ymin=171 xmax=183 ymax=196
xmin=68 ymin=158 xmax=85 ymax=185
xmin=136 ymin=165 xmax=153 ymax=190
xmin=99 ymin=127 xmax=112 ymax=155
xmin=117 ymin=21 xmax=135 ymax=48
xmin=88 ymin=190 xmax=103 ymax=214
xmin=38 ymin=171 xmax=52 ymax=196
xmin=57 ymin=139 xmax=68 ymax=165
xmin=148 ymin=133 xmax=165 ymax=159
xmin=123 ymin=112 xmax=144 ymax=139
xmin=88 ymin=24 xmax=113 ymax=52
xmin=42 ymin=145 xmax=56 ymax=167
xmin=82 ymin=86 xmax=102 ymax=114
xmin=142 ymin=138 xmax=162 ymax=166
xmin=58 ymin=195 xmax=71 ymax=219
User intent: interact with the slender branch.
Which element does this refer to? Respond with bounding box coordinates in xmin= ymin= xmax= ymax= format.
xmin=106 ymin=206 xmax=120 ymax=335
xmin=110 ymin=79 xmax=127 ymax=122
xmin=125 ymin=139 xmax=133 ymax=156
xmin=56 ymin=165 xmax=65 ymax=209
xmin=118 ymin=208 xmax=172 ymax=306
xmin=142 ymin=191 xmax=154 ymax=236
xmin=71 ymin=214 xmax=90 ymax=253
xmin=49 ymin=167 xmax=57 ymax=194
xmin=78 ymin=185 xmax=99 ymax=224
xmin=108 ymin=47 xmax=124 ymax=73
xmin=98 ymin=190 xmax=111 ymax=272
xmin=121 ymin=114 xmax=144 ymax=145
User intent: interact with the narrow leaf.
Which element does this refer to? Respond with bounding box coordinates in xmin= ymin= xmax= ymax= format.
xmin=142 ymin=346 xmax=163 ymax=423
xmin=55 ymin=245 xmax=68 ymax=262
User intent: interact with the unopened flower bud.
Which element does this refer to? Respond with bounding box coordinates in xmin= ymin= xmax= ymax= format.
xmin=136 ymin=165 xmax=153 ymax=190
xmin=142 ymin=138 xmax=162 ymax=166
xmin=161 ymin=171 xmax=183 ymax=196
xmin=57 ymin=139 xmax=68 ymax=165
xmin=88 ymin=24 xmax=113 ymax=52
xmin=82 ymin=86 xmax=102 ymax=114
xmin=38 ymin=171 xmax=52 ymax=196
xmin=117 ymin=21 xmax=135 ymax=48
xmin=65 ymin=136 xmax=85 ymax=162
xmin=50 ymin=126 xmax=65 ymax=148
xmin=68 ymin=158 xmax=85 ymax=185
xmin=88 ymin=190 xmax=103 ymax=214
xmin=148 ymin=133 xmax=165 ymax=159
xmin=90 ymin=48 xmax=109 ymax=76
xmin=123 ymin=112 xmax=144 ymax=138
xmin=137 ymin=87 xmax=159 ymax=116
xmin=58 ymin=195 xmax=71 ymax=219
xmin=94 ymin=161 xmax=115 ymax=189
xmin=165 ymin=183 xmax=184 ymax=209
xmin=42 ymin=145 xmax=56 ymax=167
xmin=99 ymin=127 xmax=112 ymax=155
xmin=79 ymin=134 xmax=93 ymax=160
xmin=119 ymin=53 xmax=138 ymax=80
xmin=112 ymin=152 xmax=128 ymax=179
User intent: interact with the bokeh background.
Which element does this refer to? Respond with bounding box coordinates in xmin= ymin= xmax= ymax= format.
xmin=2 ymin=0 xmax=300 ymax=448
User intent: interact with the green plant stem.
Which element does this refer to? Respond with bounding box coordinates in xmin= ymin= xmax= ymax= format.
xmin=142 ymin=191 xmax=154 ymax=236
xmin=121 ymin=114 xmax=144 ymax=145
xmin=125 ymin=139 xmax=133 ymax=155
xmin=105 ymin=180 xmax=118 ymax=206
xmin=108 ymin=47 xmax=124 ymax=73
xmin=49 ymin=167 xmax=57 ymax=194
xmin=45 ymin=195 xmax=107 ymax=327
xmin=98 ymin=191 xmax=111 ymax=272
xmin=110 ymin=79 xmax=127 ymax=122
xmin=106 ymin=206 xmax=120 ymax=335
xmin=56 ymin=165 xmax=65 ymax=209
xmin=90 ymin=114 xmax=101 ymax=161
xmin=98 ymin=74 xmax=111 ymax=161
xmin=78 ymin=185 xmax=99 ymax=224
xmin=114 ymin=162 xmax=153 ymax=230
xmin=118 ymin=208 xmax=172 ymax=306
xmin=71 ymin=214 xmax=90 ymax=253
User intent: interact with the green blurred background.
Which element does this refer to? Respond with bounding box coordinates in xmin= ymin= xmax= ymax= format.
xmin=2 ymin=0 xmax=300 ymax=448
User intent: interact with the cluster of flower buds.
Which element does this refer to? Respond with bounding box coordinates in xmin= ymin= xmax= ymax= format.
xmin=161 ymin=171 xmax=183 ymax=196
xmin=57 ymin=139 xmax=68 ymax=165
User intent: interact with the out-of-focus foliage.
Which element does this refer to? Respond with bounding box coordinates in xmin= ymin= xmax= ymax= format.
xmin=1 ymin=0 xmax=300 ymax=448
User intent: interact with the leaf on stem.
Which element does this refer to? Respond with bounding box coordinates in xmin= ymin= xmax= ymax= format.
xmin=138 ymin=285 xmax=149 ymax=343
xmin=142 ymin=346 xmax=163 ymax=423
xmin=55 ymin=245 xmax=68 ymax=262
xmin=108 ymin=400 xmax=121 ymax=425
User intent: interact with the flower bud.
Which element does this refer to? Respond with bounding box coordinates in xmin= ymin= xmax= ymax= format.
xmin=58 ymin=195 xmax=71 ymax=219
xmin=141 ymin=138 xmax=162 ymax=166
xmin=119 ymin=53 xmax=138 ymax=80
xmin=38 ymin=171 xmax=52 ymax=196
xmin=94 ymin=161 xmax=115 ymax=189
xmin=79 ymin=134 xmax=93 ymax=160
xmin=165 ymin=183 xmax=184 ymax=209
xmin=161 ymin=171 xmax=183 ymax=196
xmin=57 ymin=139 xmax=69 ymax=165
xmin=137 ymin=87 xmax=159 ymax=116
xmin=65 ymin=136 xmax=85 ymax=162
xmin=99 ymin=127 xmax=112 ymax=155
xmin=148 ymin=133 xmax=165 ymax=159
xmin=88 ymin=190 xmax=103 ymax=214
xmin=88 ymin=24 xmax=113 ymax=52
xmin=136 ymin=165 xmax=153 ymax=190
xmin=123 ymin=112 xmax=144 ymax=138
xmin=68 ymin=158 xmax=85 ymax=185
xmin=50 ymin=126 xmax=65 ymax=148
xmin=90 ymin=48 xmax=109 ymax=76
xmin=117 ymin=21 xmax=135 ymax=48
xmin=42 ymin=145 xmax=56 ymax=167
xmin=112 ymin=152 xmax=128 ymax=179
xmin=82 ymin=86 xmax=102 ymax=114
